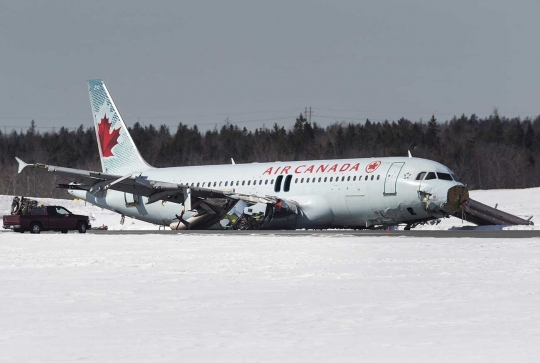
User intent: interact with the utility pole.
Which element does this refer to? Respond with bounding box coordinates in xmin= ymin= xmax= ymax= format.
xmin=304 ymin=107 xmax=312 ymax=123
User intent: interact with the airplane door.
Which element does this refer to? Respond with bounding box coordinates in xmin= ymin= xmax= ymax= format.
xmin=384 ymin=162 xmax=405 ymax=195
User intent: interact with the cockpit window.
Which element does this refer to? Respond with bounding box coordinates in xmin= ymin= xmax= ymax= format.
xmin=451 ymin=174 xmax=459 ymax=182
xmin=416 ymin=172 xmax=426 ymax=180
xmin=437 ymin=172 xmax=453 ymax=181
xmin=425 ymin=172 xmax=437 ymax=180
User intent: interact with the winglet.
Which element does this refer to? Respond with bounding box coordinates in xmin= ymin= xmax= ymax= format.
xmin=15 ymin=157 xmax=29 ymax=174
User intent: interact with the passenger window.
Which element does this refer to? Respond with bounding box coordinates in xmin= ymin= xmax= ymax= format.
xmin=437 ymin=172 xmax=453 ymax=181
xmin=271 ymin=179 xmax=274 ymax=184
xmin=225 ymin=181 xmax=228 ymax=186
xmin=330 ymin=177 xmax=333 ymax=182
xmin=324 ymin=177 xmax=327 ymax=182
xmin=247 ymin=180 xmax=251 ymax=185
xmin=347 ymin=176 xmax=350 ymax=181
xmin=425 ymin=172 xmax=437 ymax=180
xmin=197 ymin=182 xmax=200 ymax=187
xmin=353 ymin=176 xmax=356 ymax=181
xmin=236 ymin=181 xmax=239 ymax=186
xmin=318 ymin=177 xmax=322 ymax=182
xmin=371 ymin=175 xmax=374 ymax=180
xmin=312 ymin=178 xmax=316 ymax=182
xmin=265 ymin=180 xmax=268 ymax=185
xmin=242 ymin=181 xmax=245 ymax=186
xmin=301 ymin=178 xmax=304 ymax=183
xmin=416 ymin=172 xmax=426 ymax=180
xmin=295 ymin=178 xmax=298 ymax=183
xmin=259 ymin=180 xmax=262 ymax=185
xmin=219 ymin=181 xmax=222 ymax=186
xmin=341 ymin=176 xmax=345 ymax=181
xmin=365 ymin=176 xmax=368 ymax=181
xmin=377 ymin=175 xmax=380 ymax=180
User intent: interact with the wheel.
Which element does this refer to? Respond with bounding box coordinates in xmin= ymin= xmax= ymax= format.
xmin=77 ymin=222 xmax=87 ymax=234
xmin=30 ymin=222 xmax=41 ymax=234
xmin=61 ymin=230 xmax=68 ymax=234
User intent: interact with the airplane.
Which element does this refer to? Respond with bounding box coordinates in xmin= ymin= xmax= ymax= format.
xmin=16 ymin=80 xmax=469 ymax=230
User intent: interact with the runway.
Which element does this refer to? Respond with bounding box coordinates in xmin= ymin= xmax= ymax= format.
xmin=88 ymin=229 xmax=540 ymax=238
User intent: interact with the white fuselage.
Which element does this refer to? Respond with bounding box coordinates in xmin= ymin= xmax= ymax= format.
xmin=69 ymin=156 xmax=464 ymax=229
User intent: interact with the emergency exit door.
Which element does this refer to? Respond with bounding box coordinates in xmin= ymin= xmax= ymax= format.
xmin=384 ymin=162 xmax=405 ymax=195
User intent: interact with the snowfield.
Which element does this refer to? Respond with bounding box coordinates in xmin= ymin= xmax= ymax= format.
xmin=1 ymin=189 xmax=540 ymax=362
xmin=2 ymin=187 xmax=539 ymax=232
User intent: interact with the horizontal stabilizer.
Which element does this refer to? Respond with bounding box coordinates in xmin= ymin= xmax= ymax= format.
xmin=15 ymin=157 xmax=29 ymax=174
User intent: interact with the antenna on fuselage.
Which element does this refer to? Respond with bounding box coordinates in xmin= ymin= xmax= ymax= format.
xmin=231 ymin=158 xmax=236 ymax=164
xmin=407 ymin=150 xmax=412 ymax=158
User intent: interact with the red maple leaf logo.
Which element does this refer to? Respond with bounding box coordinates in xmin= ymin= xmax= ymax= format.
xmin=365 ymin=161 xmax=381 ymax=173
xmin=97 ymin=114 xmax=120 ymax=157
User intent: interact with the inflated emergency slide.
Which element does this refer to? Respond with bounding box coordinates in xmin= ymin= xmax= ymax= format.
xmin=453 ymin=199 xmax=533 ymax=226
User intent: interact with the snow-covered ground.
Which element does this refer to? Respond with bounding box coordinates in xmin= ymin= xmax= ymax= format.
xmin=1 ymin=189 xmax=540 ymax=362
xmin=1 ymin=235 xmax=539 ymax=362
xmin=1 ymin=187 xmax=539 ymax=231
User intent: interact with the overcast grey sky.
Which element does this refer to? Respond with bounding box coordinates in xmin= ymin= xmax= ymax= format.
xmin=1 ymin=0 xmax=540 ymax=133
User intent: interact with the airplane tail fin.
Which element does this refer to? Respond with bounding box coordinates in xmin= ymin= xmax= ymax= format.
xmin=88 ymin=79 xmax=153 ymax=174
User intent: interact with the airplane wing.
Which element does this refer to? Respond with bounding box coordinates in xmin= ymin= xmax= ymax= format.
xmin=16 ymin=157 xmax=233 ymax=209
xmin=15 ymin=158 xmax=298 ymax=214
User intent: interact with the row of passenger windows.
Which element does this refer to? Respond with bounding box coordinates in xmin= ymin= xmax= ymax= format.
xmin=185 ymin=174 xmax=382 ymax=190
xmin=416 ymin=171 xmax=458 ymax=181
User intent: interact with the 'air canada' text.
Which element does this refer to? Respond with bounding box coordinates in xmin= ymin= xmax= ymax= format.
xmin=262 ymin=163 xmax=362 ymax=175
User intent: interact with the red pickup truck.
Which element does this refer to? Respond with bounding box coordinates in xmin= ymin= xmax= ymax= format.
xmin=3 ymin=206 xmax=91 ymax=234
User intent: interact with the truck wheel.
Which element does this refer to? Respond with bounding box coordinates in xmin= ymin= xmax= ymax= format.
xmin=30 ymin=222 xmax=41 ymax=234
xmin=77 ymin=222 xmax=87 ymax=234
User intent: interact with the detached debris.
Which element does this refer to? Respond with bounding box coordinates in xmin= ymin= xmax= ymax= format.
xmin=92 ymin=224 xmax=108 ymax=230
xmin=10 ymin=196 xmax=39 ymax=216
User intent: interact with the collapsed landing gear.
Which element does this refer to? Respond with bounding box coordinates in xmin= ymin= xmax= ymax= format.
xmin=405 ymin=218 xmax=441 ymax=230
xmin=170 ymin=199 xmax=236 ymax=230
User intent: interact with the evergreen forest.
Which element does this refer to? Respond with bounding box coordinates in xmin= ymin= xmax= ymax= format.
xmin=1 ymin=112 xmax=539 ymax=198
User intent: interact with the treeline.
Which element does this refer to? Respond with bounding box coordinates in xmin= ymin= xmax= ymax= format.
xmin=1 ymin=113 xmax=540 ymax=198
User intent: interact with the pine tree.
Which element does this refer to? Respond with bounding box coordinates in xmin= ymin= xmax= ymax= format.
xmin=426 ymin=115 xmax=439 ymax=148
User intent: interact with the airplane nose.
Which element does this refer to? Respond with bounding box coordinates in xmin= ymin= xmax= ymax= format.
xmin=443 ymin=185 xmax=469 ymax=214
